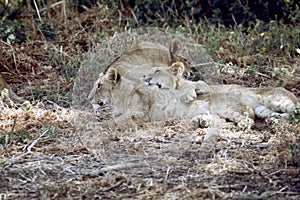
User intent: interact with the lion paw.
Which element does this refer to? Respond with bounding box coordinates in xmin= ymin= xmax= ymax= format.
xmin=191 ymin=112 xmax=226 ymax=128
xmin=180 ymin=90 xmax=197 ymax=103
xmin=194 ymin=81 xmax=210 ymax=95
xmin=269 ymin=112 xmax=290 ymax=120
xmin=180 ymin=81 xmax=210 ymax=103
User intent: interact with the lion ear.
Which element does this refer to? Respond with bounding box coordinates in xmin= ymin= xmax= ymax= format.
xmin=169 ymin=39 xmax=183 ymax=55
xmin=170 ymin=62 xmax=184 ymax=76
xmin=106 ymin=68 xmax=121 ymax=84
xmin=169 ymin=40 xmax=192 ymax=76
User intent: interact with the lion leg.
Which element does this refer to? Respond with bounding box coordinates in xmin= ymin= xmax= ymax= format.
xmin=180 ymin=88 xmax=197 ymax=103
xmin=217 ymin=109 xmax=255 ymax=129
xmin=260 ymin=88 xmax=298 ymax=114
xmin=264 ymin=95 xmax=296 ymax=114
xmin=179 ymin=81 xmax=210 ymax=103
xmin=254 ymin=105 xmax=290 ymax=120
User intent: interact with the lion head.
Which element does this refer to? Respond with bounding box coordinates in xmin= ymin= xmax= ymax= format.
xmin=142 ymin=62 xmax=186 ymax=89
xmin=88 ymin=67 xmax=148 ymax=122
xmin=88 ymin=69 xmax=120 ymax=114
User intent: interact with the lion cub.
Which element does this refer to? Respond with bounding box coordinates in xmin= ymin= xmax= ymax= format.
xmin=143 ymin=62 xmax=299 ymax=124
xmin=143 ymin=62 xmax=211 ymax=102
xmin=90 ymin=67 xmax=254 ymax=128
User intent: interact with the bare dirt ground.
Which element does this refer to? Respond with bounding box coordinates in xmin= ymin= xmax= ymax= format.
xmin=0 ymin=2 xmax=299 ymax=199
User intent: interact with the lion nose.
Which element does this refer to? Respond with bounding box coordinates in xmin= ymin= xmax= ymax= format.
xmin=144 ymin=77 xmax=152 ymax=83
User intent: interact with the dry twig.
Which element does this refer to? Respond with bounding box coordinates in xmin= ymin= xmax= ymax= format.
xmin=85 ymin=161 xmax=150 ymax=177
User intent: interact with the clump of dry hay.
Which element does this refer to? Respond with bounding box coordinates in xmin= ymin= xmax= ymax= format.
xmin=1 ymin=102 xmax=299 ymax=199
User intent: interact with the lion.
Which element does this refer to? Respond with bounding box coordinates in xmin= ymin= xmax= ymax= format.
xmin=89 ymin=67 xmax=255 ymax=128
xmin=143 ymin=62 xmax=211 ymax=103
xmin=88 ymin=41 xmax=192 ymax=109
xmin=102 ymin=40 xmax=191 ymax=82
xmin=142 ymin=62 xmax=299 ymax=123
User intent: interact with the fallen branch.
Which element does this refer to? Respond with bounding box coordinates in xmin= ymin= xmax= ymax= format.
xmin=85 ymin=161 xmax=149 ymax=177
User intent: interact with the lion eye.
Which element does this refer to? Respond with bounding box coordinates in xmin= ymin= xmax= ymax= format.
xmin=154 ymin=69 xmax=161 ymax=73
xmin=97 ymin=83 xmax=102 ymax=89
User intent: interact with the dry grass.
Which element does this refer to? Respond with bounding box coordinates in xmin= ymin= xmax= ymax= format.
xmin=0 ymin=1 xmax=299 ymax=199
xmin=0 ymin=106 xmax=299 ymax=199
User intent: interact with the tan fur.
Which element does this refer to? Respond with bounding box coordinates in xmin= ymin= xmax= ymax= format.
xmin=102 ymin=41 xmax=190 ymax=82
xmin=89 ymin=64 xmax=254 ymax=127
xmin=143 ymin=62 xmax=299 ymax=123
xmin=88 ymin=41 xmax=190 ymax=106
xmin=89 ymin=68 xmax=223 ymax=125
xmin=143 ymin=62 xmax=211 ymax=102
xmin=89 ymin=42 xmax=298 ymax=128
xmin=89 ymin=67 xmax=254 ymax=130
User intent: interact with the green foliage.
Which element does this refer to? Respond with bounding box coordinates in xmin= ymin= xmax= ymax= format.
xmin=29 ymin=85 xmax=72 ymax=108
xmin=291 ymin=105 xmax=300 ymax=124
xmin=0 ymin=19 xmax=26 ymax=44
xmin=0 ymin=125 xmax=60 ymax=146
xmin=289 ymin=141 xmax=300 ymax=167
xmin=192 ymin=19 xmax=299 ymax=64
xmin=110 ymin=0 xmax=300 ymax=27
xmin=0 ymin=129 xmax=32 ymax=146
xmin=287 ymin=4 xmax=300 ymax=24
xmin=39 ymin=23 xmax=56 ymax=41
xmin=68 ymin=0 xmax=97 ymax=12
xmin=248 ymin=21 xmax=300 ymax=57
xmin=59 ymin=58 xmax=80 ymax=78
xmin=30 ymin=85 xmax=44 ymax=101
xmin=40 ymin=125 xmax=60 ymax=142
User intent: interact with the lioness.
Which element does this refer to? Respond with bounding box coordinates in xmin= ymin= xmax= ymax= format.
xmin=88 ymin=41 xmax=194 ymax=112
xmin=143 ymin=62 xmax=299 ymax=122
xmin=103 ymin=40 xmax=191 ymax=82
xmin=89 ymin=67 xmax=255 ymax=127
